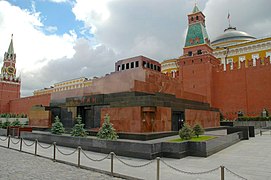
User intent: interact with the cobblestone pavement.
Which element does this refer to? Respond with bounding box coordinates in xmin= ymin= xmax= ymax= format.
xmin=0 ymin=147 xmax=121 ymax=180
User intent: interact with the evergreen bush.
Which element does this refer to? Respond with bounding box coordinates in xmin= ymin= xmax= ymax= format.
xmin=193 ymin=123 xmax=204 ymax=138
xmin=11 ymin=119 xmax=21 ymax=127
xmin=51 ymin=116 xmax=65 ymax=135
xmin=2 ymin=120 xmax=11 ymax=129
xmin=179 ymin=123 xmax=194 ymax=140
xmin=97 ymin=114 xmax=118 ymax=140
xmin=71 ymin=115 xmax=87 ymax=137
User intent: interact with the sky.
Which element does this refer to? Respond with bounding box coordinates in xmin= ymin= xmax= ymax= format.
xmin=1 ymin=0 xmax=271 ymax=96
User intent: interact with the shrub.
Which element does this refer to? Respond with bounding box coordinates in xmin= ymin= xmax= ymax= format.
xmin=71 ymin=115 xmax=87 ymax=137
xmin=179 ymin=123 xmax=193 ymax=140
xmin=11 ymin=119 xmax=21 ymax=127
xmin=51 ymin=116 xmax=65 ymax=135
xmin=97 ymin=114 xmax=118 ymax=140
xmin=2 ymin=120 xmax=11 ymax=129
xmin=193 ymin=123 xmax=204 ymax=138
xmin=0 ymin=121 xmax=2 ymax=128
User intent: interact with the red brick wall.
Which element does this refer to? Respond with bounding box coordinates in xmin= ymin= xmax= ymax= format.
xmin=213 ymin=58 xmax=271 ymax=119
xmin=0 ymin=82 xmax=20 ymax=113
xmin=185 ymin=109 xmax=220 ymax=128
xmin=9 ymin=94 xmax=51 ymax=116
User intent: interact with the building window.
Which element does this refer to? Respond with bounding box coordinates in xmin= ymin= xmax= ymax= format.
xmin=252 ymin=53 xmax=259 ymax=66
xmin=266 ymin=51 xmax=271 ymax=62
xmin=196 ymin=16 xmax=198 ymax=20
xmin=157 ymin=66 xmax=161 ymax=71
xmin=150 ymin=64 xmax=153 ymax=69
xmin=135 ymin=61 xmax=139 ymax=67
xmin=188 ymin=51 xmax=192 ymax=56
xmin=143 ymin=61 xmax=147 ymax=68
xmin=147 ymin=62 xmax=150 ymax=68
xmin=126 ymin=63 xmax=129 ymax=69
xmin=121 ymin=64 xmax=125 ymax=70
xmin=227 ymin=58 xmax=233 ymax=70
xmin=117 ymin=65 xmax=121 ymax=71
xmin=131 ymin=62 xmax=134 ymax=68
xmin=191 ymin=17 xmax=194 ymax=21
xmin=197 ymin=50 xmax=202 ymax=55
xmin=154 ymin=65 xmax=157 ymax=70
xmin=239 ymin=56 xmax=245 ymax=67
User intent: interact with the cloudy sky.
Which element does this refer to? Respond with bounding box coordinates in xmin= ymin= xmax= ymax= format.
xmin=1 ymin=0 xmax=271 ymax=96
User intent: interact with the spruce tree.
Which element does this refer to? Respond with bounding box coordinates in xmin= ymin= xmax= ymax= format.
xmin=179 ymin=123 xmax=194 ymax=140
xmin=97 ymin=114 xmax=118 ymax=140
xmin=193 ymin=123 xmax=204 ymax=138
xmin=71 ymin=115 xmax=87 ymax=137
xmin=51 ymin=116 xmax=65 ymax=135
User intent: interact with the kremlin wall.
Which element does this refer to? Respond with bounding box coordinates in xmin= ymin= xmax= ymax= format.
xmin=0 ymin=5 xmax=270 ymax=132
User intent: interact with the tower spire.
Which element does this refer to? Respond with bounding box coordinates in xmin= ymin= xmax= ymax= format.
xmin=8 ymin=34 xmax=14 ymax=55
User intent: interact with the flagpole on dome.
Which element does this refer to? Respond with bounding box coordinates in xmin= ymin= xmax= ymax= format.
xmin=227 ymin=11 xmax=231 ymax=28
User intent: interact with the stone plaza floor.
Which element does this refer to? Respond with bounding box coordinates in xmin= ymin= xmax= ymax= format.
xmin=0 ymin=131 xmax=271 ymax=180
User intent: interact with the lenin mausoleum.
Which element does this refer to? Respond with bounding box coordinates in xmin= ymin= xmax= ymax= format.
xmin=0 ymin=5 xmax=271 ymax=133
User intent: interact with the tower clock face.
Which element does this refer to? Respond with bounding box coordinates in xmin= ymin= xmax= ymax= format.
xmin=6 ymin=66 xmax=15 ymax=75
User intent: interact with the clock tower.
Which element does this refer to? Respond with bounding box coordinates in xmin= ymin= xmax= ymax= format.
xmin=0 ymin=34 xmax=20 ymax=113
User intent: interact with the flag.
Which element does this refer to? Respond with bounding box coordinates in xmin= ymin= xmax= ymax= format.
xmin=227 ymin=12 xmax=230 ymax=19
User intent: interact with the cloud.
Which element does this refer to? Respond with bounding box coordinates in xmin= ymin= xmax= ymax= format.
xmin=204 ymin=0 xmax=271 ymax=40
xmin=21 ymin=38 xmax=118 ymax=96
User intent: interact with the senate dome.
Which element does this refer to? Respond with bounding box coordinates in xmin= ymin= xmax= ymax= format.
xmin=211 ymin=27 xmax=256 ymax=47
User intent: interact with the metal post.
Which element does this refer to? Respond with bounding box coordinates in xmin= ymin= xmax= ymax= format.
xmin=8 ymin=135 xmax=11 ymax=148
xmin=53 ymin=142 xmax=56 ymax=161
xmin=20 ymin=138 xmax=23 ymax=151
xmin=156 ymin=157 xmax=160 ymax=180
xmin=35 ymin=139 xmax=38 ymax=155
xmin=77 ymin=146 xmax=81 ymax=168
xmin=260 ymin=130 xmax=262 ymax=136
xmin=110 ymin=152 xmax=114 ymax=176
xmin=220 ymin=166 xmax=225 ymax=180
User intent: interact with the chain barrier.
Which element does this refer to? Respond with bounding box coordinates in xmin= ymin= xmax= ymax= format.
xmin=0 ymin=136 xmax=8 ymax=141
xmin=37 ymin=142 xmax=53 ymax=149
xmin=22 ymin=139 xmax=35 ymax=147
xmin=81 ymin=149 xmax=110 ymax=162
xmin=10 ymin=138 xmax=20 ymax=145
xmin=56 ymin=146 xmax=78 ymax=156
xmin=225 ymin=167 xmax=248 ymax=180
xmin=114 ymin=153 xmax=154 ymax=168
xmin=160 ymin=159 xmax=220 ymax=175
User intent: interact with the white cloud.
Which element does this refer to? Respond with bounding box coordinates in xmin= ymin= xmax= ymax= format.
xmin=48 ymin=0 xmax=70 ymax=3
xmin=0 ymin=1 xmax=76 ymax=72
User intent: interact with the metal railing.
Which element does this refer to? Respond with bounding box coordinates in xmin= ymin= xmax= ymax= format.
xmin=0 ymin=135 xmax=248 ymax=180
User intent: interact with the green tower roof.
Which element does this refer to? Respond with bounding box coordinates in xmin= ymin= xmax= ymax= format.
xmin=192 ymin=4 xmax=200 ymax=13
xmin=185 ymin=23 xmax=209 ymax=47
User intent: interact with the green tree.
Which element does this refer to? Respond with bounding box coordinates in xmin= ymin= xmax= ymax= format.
xmin=193 ymin=123 xmax=204 ymax=138
xmin=71 ymin=115 xmax=87 ymax=137
xmin=97 ymin=114 xmax=118 ymax=140
xmin=2 ymin=120 xmax=11 ymax=129
xmin=51 ymin=116 xmax=65 ymax=135
xmin=179 ymin=123 xmax=194 ymax=140
xmin=11 ymin=119 xmax=21 ymax=127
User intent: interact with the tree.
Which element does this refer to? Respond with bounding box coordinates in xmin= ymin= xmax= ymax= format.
xmin=51 ymin=116 xmax=65 ymax=135
xmin=71 ymin=115 xmax=87 ymax=137
xmin=193 ymin=123 xmax=204 ymax=138
xmin=179 ymin=123 xmax=193 ymax=140
xmin=97 ymin=114 xmax=118 ymax=140
xmin=11 ymin=119 xmax=21 ymax=127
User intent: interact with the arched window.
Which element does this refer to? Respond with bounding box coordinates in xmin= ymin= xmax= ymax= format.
xmin=196 ymin=16 xmax=199 ymax=20
xmin=191 ymin=17 xmax=194 ymax=21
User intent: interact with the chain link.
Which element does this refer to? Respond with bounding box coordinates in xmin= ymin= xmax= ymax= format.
xmin=161 ymin=159 xmax=220 ymax=175
xmin=56 ymin=146 xmax=78 ymax=156
xmin=225 ymin=167 xmax=248 ymax=180
xmin=37 ymin=142 xmax=53 ymax=149
xmin=81 ymin=149 xmax=110 ymax=162
xmin=114 ymin=153 xmax=154 ymax=168
xmin=0 ymin=136 xmax=8 ymax=141
xmin=22 ymin=139 xmax=35 ymax=146
xmin=10 ymin=138 xmax=20 ymax=145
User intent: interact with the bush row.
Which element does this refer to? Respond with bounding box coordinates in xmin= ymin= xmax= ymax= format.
xmin=0 ymin=113 xmax=27 ymax=118
xmin=237 ymin=116 xmax=271 ymax=121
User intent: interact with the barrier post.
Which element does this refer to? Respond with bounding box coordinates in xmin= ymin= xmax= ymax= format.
xmin=77 ymin=146 xmax=81 ymax=168
xmin=220 ymin=166 xmax=225 ymax=180
xmin=110 ymin=152 xmax=114 ymax=176
xmin=156 ymin=157 xmax=160 ymax=180
xmin=19 ymin=138 xmax=22 ymax=151
xmin=8 ymin=135 xmax=11 ymax=148
xmin=35 ymin=139 xmax=38 ymax=155
xmin=53 ymin=142 xmax=56 ymax=161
